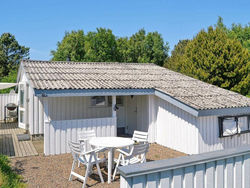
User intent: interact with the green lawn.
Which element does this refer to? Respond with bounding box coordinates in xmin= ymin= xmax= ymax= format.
xmin=0 ymin=155 xmax=26 ymax=188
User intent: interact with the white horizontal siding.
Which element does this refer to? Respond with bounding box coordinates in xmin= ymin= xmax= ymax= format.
xmin=198 ymin=116 xmax=250 ymax=153
xmin=0 ymin=94 xmax=18 ymax=120
xmin=120 ymin=151 xmax=250 ymax=188
xmin=44 ymin=117 xmax=117 ymax=155
xmin=155 ymin=96 xmax=198 ymax=154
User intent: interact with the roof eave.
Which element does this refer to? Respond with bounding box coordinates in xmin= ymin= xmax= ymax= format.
xmin=34 ymin=88 xmax=250 ymax=117
xmin=198 ymin=107 xmax=250 ymax=117
xmin=34 ymin=88 xmax=155 ymax=97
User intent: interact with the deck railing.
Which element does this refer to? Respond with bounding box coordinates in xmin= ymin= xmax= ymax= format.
xmin=119 ymin=145 xmax=250 ymax=188
xmin=44 ymin=117 xmax=117 ymax=155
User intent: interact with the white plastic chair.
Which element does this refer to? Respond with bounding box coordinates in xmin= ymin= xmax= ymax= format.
xmin=68 ymin=140 xmax=105 ymax=188
xmin=112 ymin=143 xmax=149 ymax=180
xmin=78 ymin=130 xmax=107 ymax=167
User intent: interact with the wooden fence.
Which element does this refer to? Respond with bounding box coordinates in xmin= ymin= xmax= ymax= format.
xmin=0 ymin=93 xmax=18 ymax=121
xmin=44 ymin=117 xmax=117 ymax=155
xmin=119 ymin=145 xmax=250 ymax=188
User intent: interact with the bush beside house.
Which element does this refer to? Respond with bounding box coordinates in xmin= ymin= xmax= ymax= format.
xmin=0 ymin=155 xmax=26 ymax=188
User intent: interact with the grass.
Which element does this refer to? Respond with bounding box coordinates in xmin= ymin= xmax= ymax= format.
xmin=0 ymin=155 xmax=26 ymax=188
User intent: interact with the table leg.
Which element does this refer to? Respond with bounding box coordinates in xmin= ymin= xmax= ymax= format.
xmin=108 ymin=148 xmax=114 ymax=184
xmin=112 ymin=149 xmax=114 ymax=169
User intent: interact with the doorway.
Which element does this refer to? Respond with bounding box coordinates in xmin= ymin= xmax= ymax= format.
xmin=126 ymin=95 xmax=137 ymax=135
xmin=18 ymin=82 xmax=28 ymax=130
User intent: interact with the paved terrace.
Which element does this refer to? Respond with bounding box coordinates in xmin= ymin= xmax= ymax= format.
xmin=11 ymin=144 xmax=186 ymax=188
xmin=0 ymin=123 xmax=38 ymax=157
xmin=1 ymin=122 xmax=187 ymax=187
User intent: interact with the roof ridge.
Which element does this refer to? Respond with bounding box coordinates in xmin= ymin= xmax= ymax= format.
xmin=22 ymin=59 xmax=159 ymax=66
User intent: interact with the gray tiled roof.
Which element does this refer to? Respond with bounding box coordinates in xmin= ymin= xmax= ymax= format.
xmin=22 ymin=60 xmax=250 ymax=110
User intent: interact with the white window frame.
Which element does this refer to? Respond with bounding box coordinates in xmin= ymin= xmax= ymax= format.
xmin=18 ymin=82 xmax=26 ymax=128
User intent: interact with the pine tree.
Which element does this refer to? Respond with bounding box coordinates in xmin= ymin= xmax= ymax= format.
xmin=179 ymin=27 xmax=249 ymax=95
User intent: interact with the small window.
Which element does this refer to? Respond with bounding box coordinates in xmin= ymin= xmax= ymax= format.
xmin=90 ymin=96 xmax=106 ymax=106
xmin=108 ymin=96 xmax=123 ymax=106
xmin=219 ymin=115 xmax=250 ymax=137
xmin=20 ymin=85 xmax=24 ymax=108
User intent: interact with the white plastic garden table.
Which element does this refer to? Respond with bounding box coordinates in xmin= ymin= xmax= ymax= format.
xmin=89 ymin=136 xmax=134 ymax=183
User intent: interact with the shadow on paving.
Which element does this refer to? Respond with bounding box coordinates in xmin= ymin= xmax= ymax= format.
xmin=0 ymin=134 xmax=15 ymax=157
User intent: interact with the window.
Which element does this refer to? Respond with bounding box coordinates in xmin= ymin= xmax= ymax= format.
xmin=20 ymin=111 xmax=24 ymax=123
xmin=238 ymin=116 xmax=249 ymax=132
xmin=219 ymin=115 xmax=250 ymax=137
xmin=90 ymin=96 xmax=106 ymax=106
xmin=20 ymin=85 xmax=24 ymax=108
xmin=108 ymin=96 xmax=123 ymax=106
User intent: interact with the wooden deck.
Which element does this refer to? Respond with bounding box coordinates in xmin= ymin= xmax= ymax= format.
xmin=0 ymin=123 xmax=38 ymax=157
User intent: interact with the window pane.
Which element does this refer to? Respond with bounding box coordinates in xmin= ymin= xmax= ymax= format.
xmin=20 ymin=111 xmax=24 ymax=123
xmin=238 ymin=116 xmax=249 ymax=132
xmin=108 ymin=96 xmax=123 ymax=106
xmin=91 ymin=96 xmax=105 ymax=106
xmin=222 ymin=117 xmax=237 ymax=136
xmin=117 ymin=96 xmax=123 ymax=105
xmin=20 ymin=89 xmax=24 ymax=108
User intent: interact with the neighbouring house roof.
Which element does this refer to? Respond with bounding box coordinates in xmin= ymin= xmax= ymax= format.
xmin=21 ymin=60 xmax=250 ymax=111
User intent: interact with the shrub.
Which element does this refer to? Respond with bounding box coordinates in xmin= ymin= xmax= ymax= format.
xmin=0 ymin=155 xmax=26 ymax=188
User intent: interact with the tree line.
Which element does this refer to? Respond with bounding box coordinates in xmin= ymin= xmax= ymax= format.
xmin=51 ymin=28 xmax=169 ymax=66
xmin=0 ymin=17 xmax=249 ymax=95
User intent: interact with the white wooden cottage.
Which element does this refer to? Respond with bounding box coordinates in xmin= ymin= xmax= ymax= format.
xmin=17 ymin=60 xmax=250 ymax=155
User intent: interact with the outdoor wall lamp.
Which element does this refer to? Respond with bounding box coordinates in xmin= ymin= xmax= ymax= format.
xmin=113 ymin=104 xmax=119 ymax=111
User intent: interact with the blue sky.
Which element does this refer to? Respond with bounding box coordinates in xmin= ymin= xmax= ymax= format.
xmin=1 ymin=0 xmax=249 ymax=60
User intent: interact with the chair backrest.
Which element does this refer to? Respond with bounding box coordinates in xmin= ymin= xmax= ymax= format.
xmin=130 ymin=143 xmax=149 ymax=157
xmin=78 ymin=130 xmax=96 ymax=151
xmin=68 ymin=140 xmax=92 ymax=163
xmin=68 ymin=140 xmax=84 ymax=160
xmin=78 ymin=130 xmax=96 ymax=141
xmin=132 ymin=131 xmax=148 ymax=143
xmin=125 ymin=143 xmax=149 ymax=164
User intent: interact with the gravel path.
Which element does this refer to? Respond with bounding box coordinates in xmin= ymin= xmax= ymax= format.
xmin=11 ymin=144 xmax=186 ymax=188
